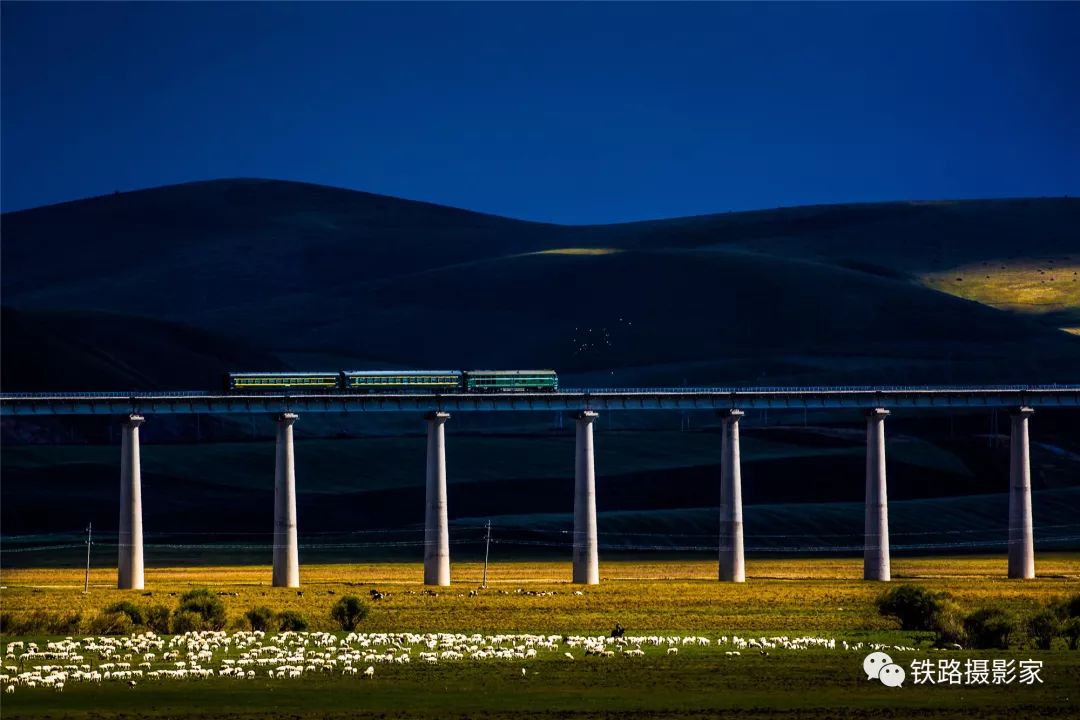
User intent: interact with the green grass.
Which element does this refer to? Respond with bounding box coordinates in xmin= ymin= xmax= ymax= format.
xmin=3 ymin=558 xmax=1079 ymax=718
xmin=4 ymin=648 xmax=1078 ymax=719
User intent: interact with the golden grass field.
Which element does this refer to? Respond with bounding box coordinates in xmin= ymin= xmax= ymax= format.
xmin=921 ymin=259 xmax=1080 ymax=317
xmin=4 ymin=556 xmax=1080 ymax=719
xmin=534 ymin=248 xmax=621 ymax=255
xmin=3 ymin=556 xmax=1078 ymax=636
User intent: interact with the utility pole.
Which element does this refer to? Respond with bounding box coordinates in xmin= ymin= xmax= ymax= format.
xmin=482 ymin=520 xmax=492 ymax=588
xmin=83 ymin=522 xmax=92 ymax=593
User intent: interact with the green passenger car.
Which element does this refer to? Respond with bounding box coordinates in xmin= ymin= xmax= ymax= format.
xmin=463 ymin=369 xmax=558 ymax=393
xmin=226 ymin=372 xmax=339 ymax=392
xmin=342 ymin=370 xmax=462 ymax=393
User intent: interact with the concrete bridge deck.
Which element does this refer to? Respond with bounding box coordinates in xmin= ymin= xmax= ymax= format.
xmin=2 ymin=384 xmax=1079 ymax=415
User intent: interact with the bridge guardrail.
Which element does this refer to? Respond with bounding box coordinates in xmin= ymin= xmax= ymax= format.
xmin=2 ymin=384 xmax=1079 ymax=400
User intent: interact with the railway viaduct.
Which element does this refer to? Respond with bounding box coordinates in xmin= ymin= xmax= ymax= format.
xmin=3 ymin=385 xmax=1078 ymax=589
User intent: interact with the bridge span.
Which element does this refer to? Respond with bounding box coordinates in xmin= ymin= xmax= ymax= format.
xmin=3 ymin=384 xmax=1077 ymax=590
xmin=1 ymin=385 xmax=1078 ymax=415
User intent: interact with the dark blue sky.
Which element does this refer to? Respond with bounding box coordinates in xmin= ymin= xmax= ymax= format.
xmin=2 ymin=2 xmax=1077 ymax=223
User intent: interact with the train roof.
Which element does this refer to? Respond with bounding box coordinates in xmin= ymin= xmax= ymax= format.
xmin=227 ymin=369 xmax=557 ymax=377
xmin=465 ymin=369 xmax=557 ymax=375
xmin=341 ymin=369 xmax=462 ymax=376
xmin=227 ymin=371 xmax=339 ymax=377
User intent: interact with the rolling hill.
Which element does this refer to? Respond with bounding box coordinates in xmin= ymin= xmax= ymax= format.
xmin=2 ymin=179 xmax=1078 ymax=558
xmin=2 ymin=179 xmax=1078 ymax=388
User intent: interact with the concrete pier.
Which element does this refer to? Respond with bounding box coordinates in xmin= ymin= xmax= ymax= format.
xmin=573 ymin=411 xmax=599 ymax=585
xmin=118 ymin=415 xmax=145 ymax=590
xmin=424 ymin=411 xmax=451 ymax=586
xmin=1008 ymin=407 xmax=1035 ymax=579
xmin=718 ymin=409 xmax=745 ymax=582
xmin=864 ymin=408 xmax=891 ymax=581
xmin=272 ymin=413 xmax=300 ymax=588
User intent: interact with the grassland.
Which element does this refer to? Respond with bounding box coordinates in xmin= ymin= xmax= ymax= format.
xmin=2 ymin=557 xmax=1080 ymax=719
xmin=921 ymin=259 xmax=1080 ymax=315
xmin=534 ymin=247 xmax=621 ymax=255
xmin=7 ymin=188 xmax=1080 ymax=395
xmin=3 ymin=557 xmax=1078 ymax=635
xmin=4 ymin=645 xmax=1078 ymax=720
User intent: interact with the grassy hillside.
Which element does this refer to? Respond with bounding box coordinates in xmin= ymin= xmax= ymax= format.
xmin=0 ymin=306 xmax=284 ymax=392
xmin=582 ymin=198 xmax=1080 ymax=274
xmin=0 ymin=179 xmax=559 ymax=321
xmin=2 ymin=181 xmax=1078 ymax=390
xmin=2 ymin=181 xmax=1078 ymax=550
xmin=921 ymin=259 xmax=1080 ymax=324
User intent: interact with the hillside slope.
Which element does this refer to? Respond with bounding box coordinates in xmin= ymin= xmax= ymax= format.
xmin=0 ymin=178 xmax=559 ymax=321
xmin=2 ymin=180 xmax=1078 ymax=389
xmin=3 ymin=181 xmax=1078 ymax=553
xmin=0 ymin=306 xmax=284 ymax=391
xmin=577 ymin=198 xmax=1080 ymax=274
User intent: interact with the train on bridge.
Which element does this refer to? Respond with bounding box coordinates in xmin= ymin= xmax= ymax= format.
xmin=226 ymin=369 xmax=558 ymax=394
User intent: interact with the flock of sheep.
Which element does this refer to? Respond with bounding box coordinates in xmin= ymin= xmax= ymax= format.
xmin=1 ymin=631 xmax=913 ymax=694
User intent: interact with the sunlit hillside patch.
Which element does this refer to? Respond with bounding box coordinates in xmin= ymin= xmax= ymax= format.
xmin=534 ymin=248 xmax=620 ymax=256
xmin=1063 ymin=327 xmax=1080 ymax=336
xmin=921 ymin=258 xmax=1080 ymax=316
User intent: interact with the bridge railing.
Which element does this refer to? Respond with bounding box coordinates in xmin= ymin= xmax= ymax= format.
xmin=2 ymin=384 xmax=1079 ymax=400
xmin=566 ymin=384 xmax=1080 ymax=394
xmin=0 ymin=390 xmax=215 ymax=399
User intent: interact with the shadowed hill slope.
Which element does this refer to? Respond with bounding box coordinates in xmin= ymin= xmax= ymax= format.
xmin=194 ymin=247 xmax=1080 ymax=384
xmin=3 ymin=181 xmax=1079 ymax=553
xmin=0 ymin=306 xmax=284 ymax=391
xmin=1 ymin=179 xmax=1078 ymax=390
xmin=573 ymin=197 xmax=1080 ymax=274
xmin=0 ymin=178 xmax=560 ymax=320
